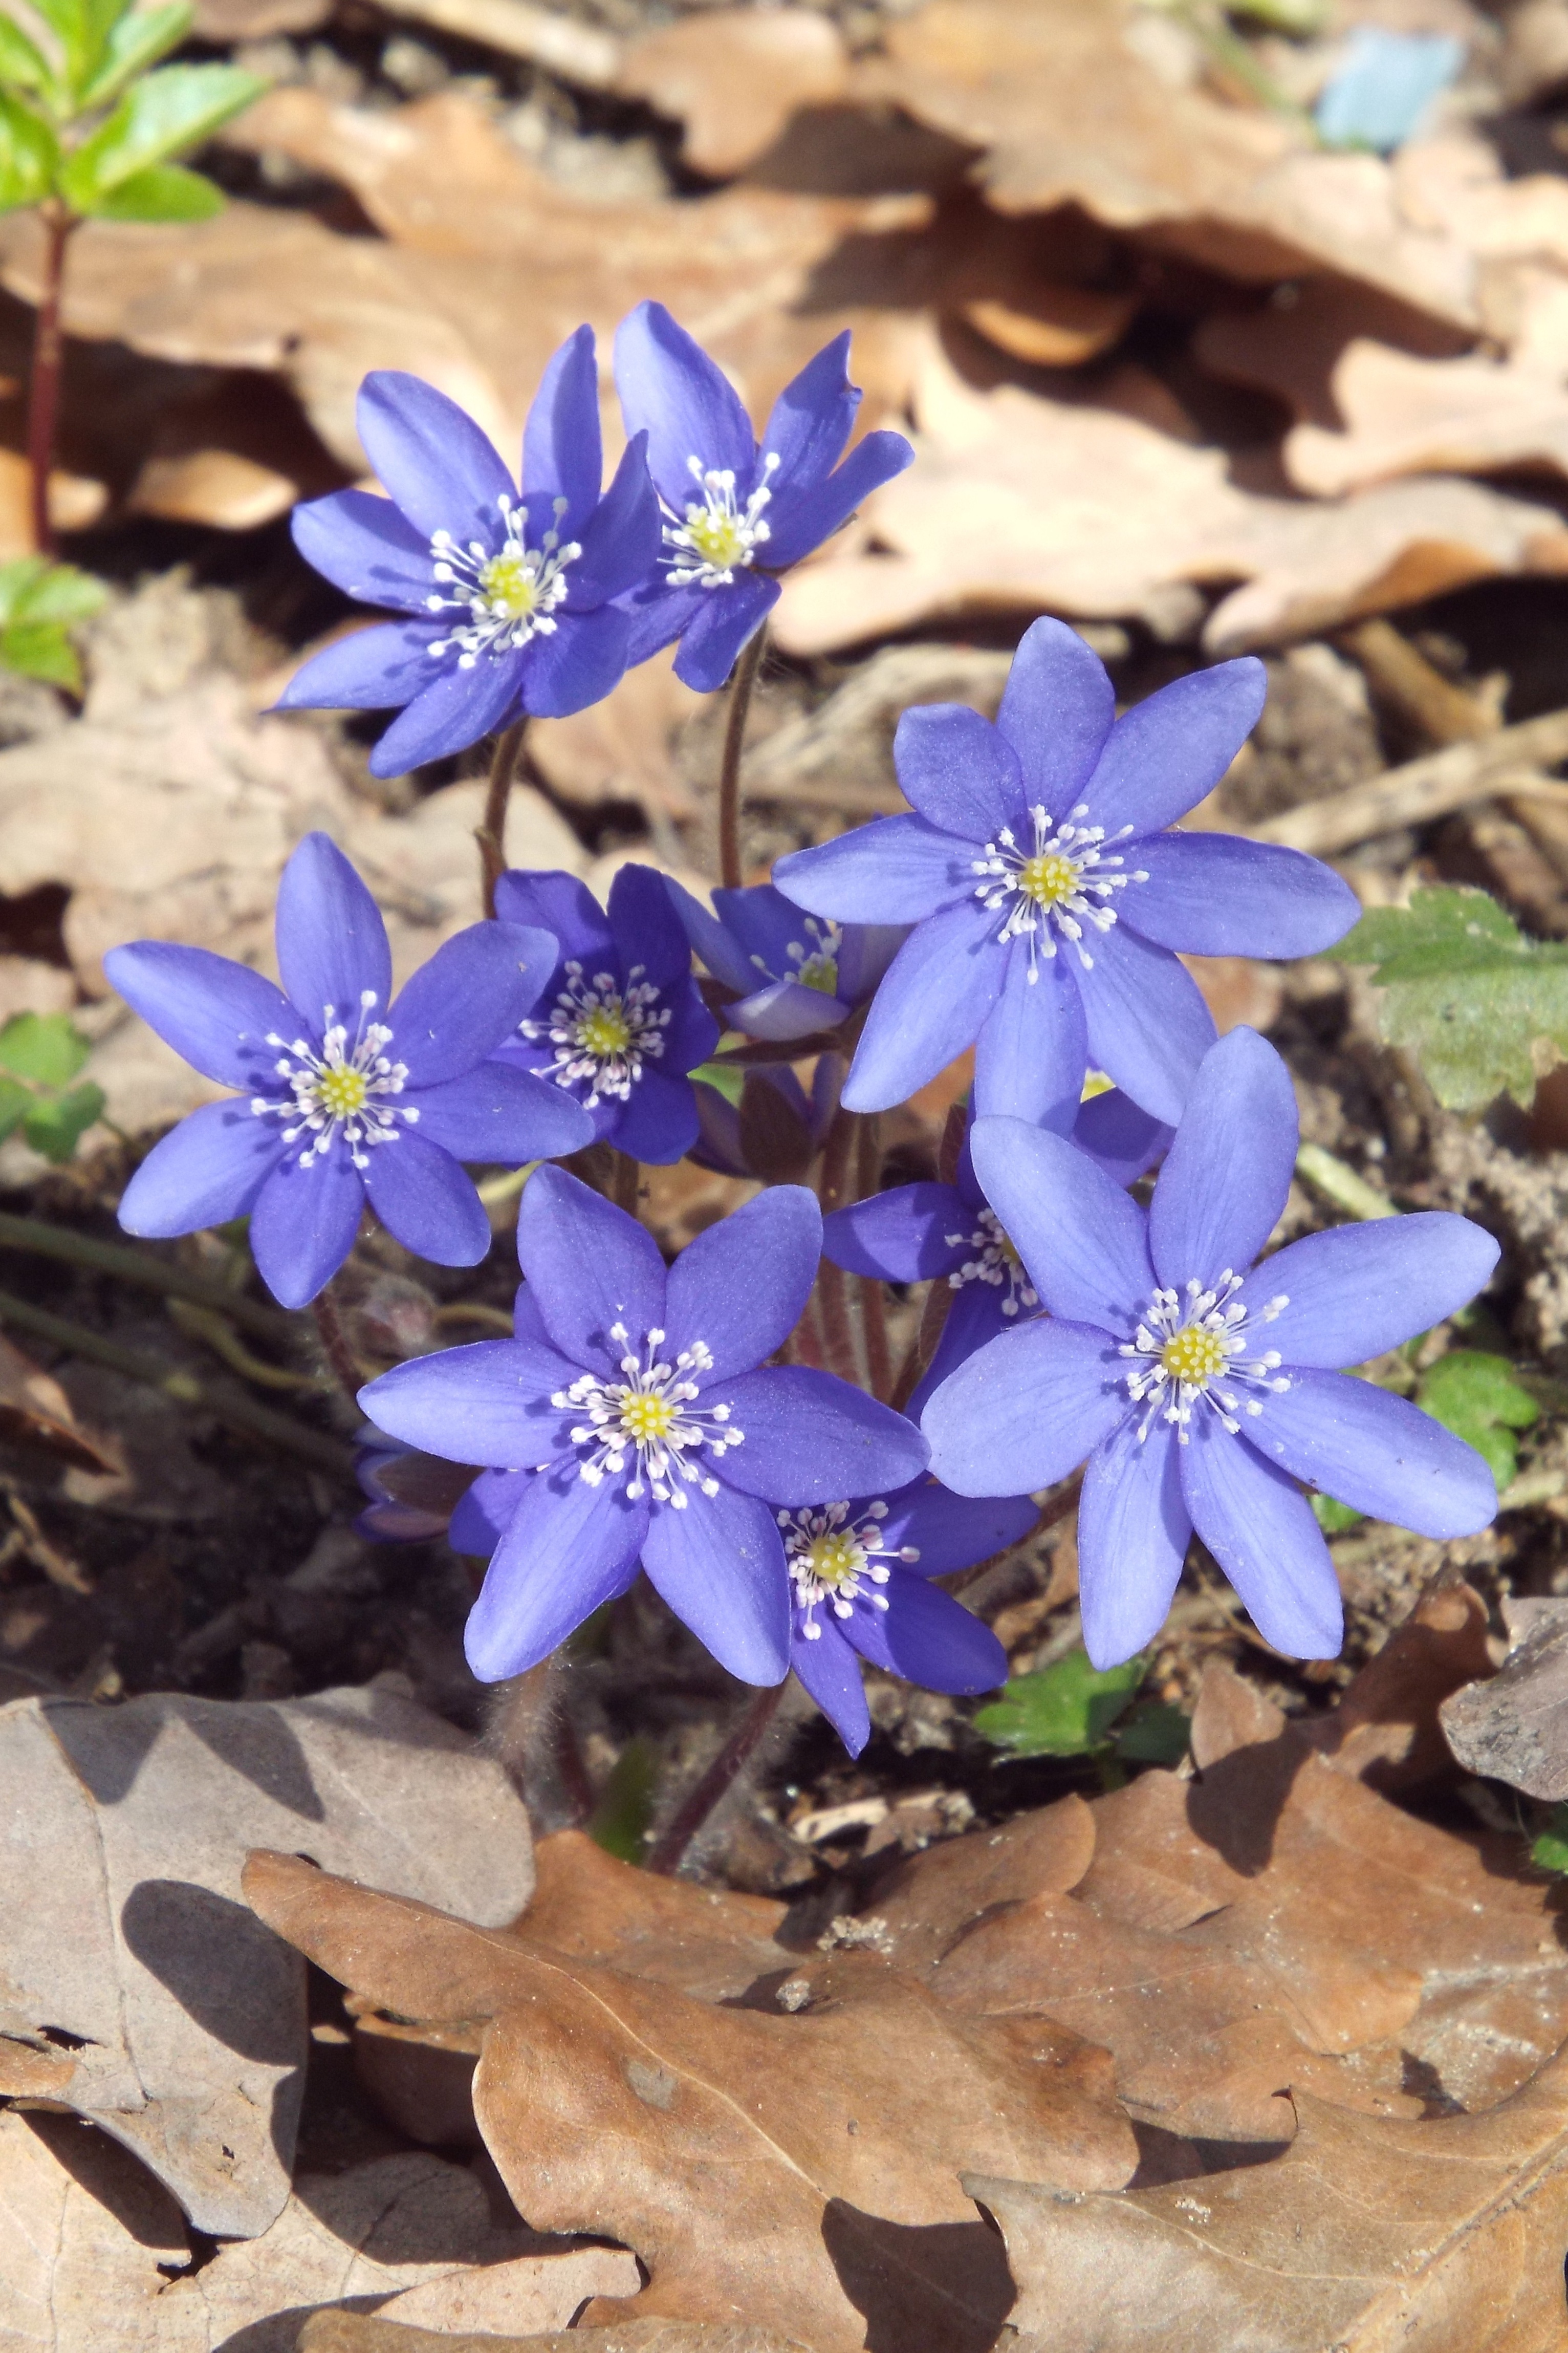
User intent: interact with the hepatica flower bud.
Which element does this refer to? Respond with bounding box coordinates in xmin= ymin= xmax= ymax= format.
xmin=614 ymin=300 xmax=914 ymax=693
xmin=358 ymin=1169 xmax=929 ymax=1686
xmin=105 ymin=833 xmax=592 ymax=1308
xmin=277 ymin=328 xmax=659 ymax=777
xmin=774 ymin=618 xmax=1361 ymax=1130
xmin=922 ymin=1029 xmax=1501 ymax=1668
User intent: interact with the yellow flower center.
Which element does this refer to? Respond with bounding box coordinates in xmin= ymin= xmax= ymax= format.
xmin=685 ymin=511 xmax=748 ymax=570
xmin=1080 ymin=1068 xmax=1114 ymax=1102
xmin=1160 ymin=1325 xmax=1229 ymax=1387
xmin=795 ymin=951 xmax=840 ymax=996
xmin=621 ymin=1391 xmax=678 ymax=1443
xmin=315 ymin=1066 xmax=371 ymax=1119
xmin=579 ymin=1003 xmax=632 ymax=1059
xmin=1019 ymin=851 xmax=1080 ymax=908
xmin=801 ymin=1530 xmax=864 ymax=1589
xmin=477 ymin=552 xmax=537 ymax=621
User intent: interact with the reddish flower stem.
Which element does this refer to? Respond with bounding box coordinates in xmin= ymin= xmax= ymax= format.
xmin=310 ymin=1285 xmax=362 ymax=1405
xmin=717 ymin=624 xmax=766 ymax=891
xmin=26 ymin=205 xmax=76 ymax=559
xmin=854 ymin=1114 xmax=892 ymax=1399
xmin=646 ymin=1680 xmax=785 ymax=1875
xmin=478 ymin=719 xmax=527 ymax=917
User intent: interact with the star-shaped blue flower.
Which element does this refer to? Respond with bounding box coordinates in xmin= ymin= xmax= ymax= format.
xmin=106 ymin=834 xmax=593 ymax=1307
xmin=490 ymin=864 xmax=720 ymax=1165
xmin=774 ymin=619 xmax=1361 ymax=1129
xmin=614 ymin=301 xmax=914 ymax=692
xmin=922 ymin=1029 xmax=1500 ymax=1667
xmin=359 ymin=1168 xmax=930 ymax=1685
xmin=278 ymin=330 xmax=659 ymax=776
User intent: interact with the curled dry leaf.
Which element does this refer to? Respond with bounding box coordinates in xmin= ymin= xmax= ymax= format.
xmin=0 ymin=1685 xmax=533 ymax=2237
xmin=1299 ymin=1578 xmax=1494 ymax=1791
xmin=1442 ymin=1600 xmax=1568 ymax=1799
xmin=242 ymin=1846 xmax=1138 ymax=2353
xmin=301 ymin=2319 xmax=811 ymax=2353
xmin=0 ymin=1327 xmax=122 ymax=1476
xmin=616 ymin=10 xmax=850 ymax=180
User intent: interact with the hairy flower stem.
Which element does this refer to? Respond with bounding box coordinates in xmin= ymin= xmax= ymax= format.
xmin=646 ymin=1680 xmax=786 ymax=1875
xmin=889 ymin=1277 xmax=953 ymax=1413
xmin=611 ymin=1148 xmax=642 ymax=1219
xmin=26 ymin=205 xmax=75 ymax=560
xmin=311 ymin=1285 xmax=363 ymax=1404
xmin=478 ymin=719 xmax=528 ymax=918
xmin=814 ymin=1098 xmax=863 ymax=1386
xmin=854 ymin=1114 xmax=891 ymax=1399
xmin=717 ymin=623 xmax=767 ymax=891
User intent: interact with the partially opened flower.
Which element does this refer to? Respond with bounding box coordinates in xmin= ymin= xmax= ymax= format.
xmin=107 ymin=833 xmax=591 ymax=1308
xmin=922 ymin=1028 xmax=1499 ymax=1667
xmin=665 ymin=876 xmax=907 ymax=1045
xmin=689 ymin=1058 xmax=839 ymax=1186
xmin=358 ymin=1168 xmax=929 ymax=1685
xmin=278 ymin=331 xmax=659 ymax=776
xmin=614 ymin=301 xmax=914 ymax=692
xmin=491 ymin=865 xmax=720 ymax=1165
xmin=825 ymin=1089 xmax=1171 ymax=1414
xmin=782 ymin=1477 xmax=1028 ymax=1755
xmin=774 ymin=619 xmax=1360 ymax=1128
xmin=355 ymin=1431 xmax=483 ymax=1542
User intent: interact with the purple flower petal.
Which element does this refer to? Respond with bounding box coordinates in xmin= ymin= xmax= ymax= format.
xmin=614 ymin=299 xmax=757 ymax=505
xmin=712 ymin=1365 xmax=928 ymax=1503
xmin=357 ymin=370 xmax=515 ymax=547
xmin=922 ymin=1316 xmax=1126 ymax=1495
xmin=609 ymin=1066 xmax=702 ymax=1165
xmin=763 ymin=428 xmax=914 ymax=572
xmin=994 ymin=618 xmax=1117 ymax=816
xmin=666 ymin=877 xmax=757 ymax=997
xmin=411 ymin=1062 xmax=593 ymax=1163
xmin=907 ymin=1280 xmax=1018 ymax=1420
xmin=521 ymin=323 xmax=602 ymax=535
xmin=449 ymin=1466 xmax=529 ymax=1556
xmin=1084 ymin=659 xmax=1268 ymax=840
xmin=1252 ymin=1369 xmax=1496 ymax=1539
xmin=822 ymin=1182 xmax=966 ymax=1281
xmin=844 ymin=1567 xmax=1007 ymax=1694
xmin=363 ymin=1131 xmax=491 ymax=1267
xmin=1071 ymin=1088 xmax=1172 ymax=1189
xmin=516 ymin=1163 xmax=667 ymax=1370
xmin=972 ymin=941 xmax=1088 ymax=1131
xmin=1181 ymin=1416 xmax=1342 ymax=1658
xmin=117 ymin=1098 xmax=281 ymax=1237
xmin=359 ymin=1331 xmax=575 ymax=1467
xmin=671 ymin=574 xmax=779 ymax=694
xmin=368 ymin=645 xmax=522 ymax=779
xmin=390 ymin=921 xmax=558 ymax=1086
xmin=1123 ymin=833 xmax=1359 ymax=959
xmin=687 ymin=1077 xmax=746 ymax=1177
xmin=520 ymin=605 xmax=633 ymax=721
xmin=892 ymin=704 xmax=1022 ymax=843
xmin=607 ymin=862 xmax=695 ymax=997
xmin=249 ymin=1149 xmax=365 ymax=1308
xmin=104 ymin=942 xmax=292 ymax=1090
xmin=274 ymin=619 xmax=438 ymax=715
xmin=1149 ymin=1027 xmax=1297 ymax=1292
xmin=274 ymin=832 xmax=393 ymax=1031
xmin=1075 ymin=919 xmax=1217 ymax=1127
xmin=759 ymin=331 xmax=857 ymax=492
xmin=843 ymin=898 xmax=1004 ymax=1113
xmin=570 ymin=432 xmax=661 ymax=606
xmin=465 ymin=1465 xmax=647 ymax=1679
xmin=622 ymin=580 xmax=701 ymax=670
xmin=494 ymin=869 xmax=615 ymax=967
xmin=663 ymin=1183 xmax=821 ymax=1381
xmin=791 ymin=1616 xmax=871 ymax=1754
xmin=775 ymin=814 xmax=970 ymax=925
xmin=878 ymin=1478 xmax=1039 ymax=1573
xmin=726 ymin=974 xmax=850 ymax=1042
xmin=641 ymin=1484 xmax=791 ymax=1683
xmin=969 ymin=1116 xmax=1155 ymax=1333
xmin=289 ymin=490 xmax=433 ymax=615
xmin=1239 ymin=1212 xmax=1500 ymax=1368
xmin=1077 ymin=1415 xmax=1189 ymax=1670
xmin=834 ymin=922 xmax=906 ymax=1005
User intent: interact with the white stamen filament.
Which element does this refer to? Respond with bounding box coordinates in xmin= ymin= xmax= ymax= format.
xmin=426 ymin=491 xmax=580 ymax=666
xmin=520 ymin=960 xmax=670 ymax=1109
xmin=664 ymin=452 xmax=780 ymax=589
xmin=554 ymin=1326 xmax=743 ymax=1506
xmin=1119 ymin=1273 xmax=1291 ymax=1444
xmin=778 ymin=1499 xmax=919 ymax=1639
xmin=972 ymin=803 xmax=1147 ymax=979
xmin=946 ymin=1205 xmax=1038 ymax=1320
xmin=250 ymin=990 xmax=415 ymax=1172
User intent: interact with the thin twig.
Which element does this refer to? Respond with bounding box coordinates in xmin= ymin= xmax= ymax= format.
xmin=311 ymin=1286 xmax=364 ymax=1404
xmin=26 ymin=204 xmax=75 ymax=559
xmin=1252 ymin=707 xmax=1568 ymax=856
xmin=478 ymin=719 xmax=528 ymax=918
xmin=646 ymin=1681 xmax=786 ymax=1875
xmin=0 ymin=1210 xmax=293 ymax=1344
xmin=717 ymin=625 xmax=767 ymax=891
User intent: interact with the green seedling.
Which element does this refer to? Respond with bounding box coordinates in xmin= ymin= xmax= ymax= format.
xmin=1416 ymin=1349 xmax=1539 ymax=1491
xmin=0 ymin=1007 xmax=103 ymax=1160
xmin=0 ymin=550 xmax=102 ymax=688
xmin=974 ymin=1648 xmax=1192 ymax=1786
xmin=1532 ymin=1803 xmax=1568 ymax=1876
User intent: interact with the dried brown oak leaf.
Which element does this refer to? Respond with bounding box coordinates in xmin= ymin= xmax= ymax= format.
xmin=772 ymin=332 xmax=1568 ymax=659
xmin=243 ymin=1846 xmax=1137 ymax=2353
xmin=0 ymin=1327 xmax=122 ymax=1477
xmin=0 ymin=2106 xmax=190 ymax=2353
xmin=616 ymin=10 xmax=850 ymax=180
xmin=1443 ymin=1600 xmax=1568 ymax=1800
xmin=302 ymin=2320 xmax=810 ymax=2353
xmin=971 ymin=2040 xmax=1568 ymax=2351
xmin=0 ymin=1685 xmax=533 ymax=2238
xmin=1299 ymin=1578 xmax=1494 ymax=1793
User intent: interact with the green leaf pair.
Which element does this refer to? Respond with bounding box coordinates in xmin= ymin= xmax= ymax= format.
xmin=0 ymin=553 xmax=104 ymax=689
xmin=973 ymin=1648 xmax=1192 ymax=1778
xmin=0 ymin=1009 xmax=103 ymax=1161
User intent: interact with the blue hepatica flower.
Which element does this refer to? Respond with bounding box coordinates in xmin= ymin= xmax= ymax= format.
xmin=359 ymin=1167 xmax=929 ymax=1684
xmin=665 ymin=876 xmax=907 ymax=1045
xmin=614 ymin=300 xmax=914 ymax=693
xmin=825 ymin=1089 xmax=1171 ymax=1416
xmin=774 ymin=619 xmax=1361 ymax=1129
xmin=106 ymin=833 xmax=592 ymax=1309
xmin=1316 ymin=26 xmax=1463 ymax=154
xmin=278 ymin=330 xmax=659 ymax=778
xmin=491 ymin=864 xmax=720 ymax=1165
xmin=922 ymin=1028 xmax=1500 ymax=1669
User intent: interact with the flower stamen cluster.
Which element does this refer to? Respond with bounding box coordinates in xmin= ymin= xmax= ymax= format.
xmin=973 ymin=803 xmax=1146 ymax=980
xmin=520 ymin=961 xmax=670 ymax=1109
xmin=946 ymin=1206 xmax=1038 ymax=1319
xmin=1120 ymin=1273 xmax=1290 ymax=1443
xmin=778 ymin=1498 xmax=919 ymax=1638
xmin=664 ymin=453 xmax=781 ymax=588
xmin=251 ymin=990 xmax=414 ymax=1171
xmin=426 ymin=492 xmax=581 ymax=666
xmin=553 ymin=1325 xmax=743 ymax=1505
xmin=747 ymin=913 xmax=843 ymax=998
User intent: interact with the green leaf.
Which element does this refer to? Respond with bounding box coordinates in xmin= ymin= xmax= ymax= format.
xmin=23 ymin=1080 xmax=104 ymax=1162
xmin=59 ymin=61 xmax=263 ymax=208
xmin=1113 ymin=1699 xmax=1192 ymax=1765
xmin=0 ymin=90 xmax=58 ymax=209
xmin=0 ymin=14 xmax=58 ymax=99
xmin=690 ymin=1057 xmax=745 ymax=1109
xmin=0 ymin=555 xmax=48 ymax=624
xmin=0 ymin=1010 xmax=90 ymax=1086
xmin=587 ymin=1737 xmax=658 ymax=1864
xmin=81 ymin=157 xmax=221 ymax=218
xmin=2 ymin=620 xmax=80 ymax=689
xmin=1330 ymin=885 xmax=1568 ymax=1110
xmin=1533 ymin=1804 xmax=1568 ymax=1876
xmin=8 ymin=556 xmax=104 ymax=625
xmin=1312 ymin=1492 xmax=1364 ymax=1533
xmin=0 ymin=1075 xmax=32 ymax=1141
xmin=29 ymin=0 xmax=130 ymax=102
xmin=76 ymin=0 xmax=192 ymax=109
xmin=973 ymin=1649 xmax=1146 ymax=1758
xmin=1416 ymin=1349 xmax=1539 ymax=1491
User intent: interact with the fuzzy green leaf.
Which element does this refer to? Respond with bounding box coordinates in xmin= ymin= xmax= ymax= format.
xmin=0 ymin=1075 xmax=32 ymax=1141
xmin=973 ymin=1649 xmax=1146 ymax=1758
xmin=0 ymin=1010 xmax=90 ymax=1085
xmin=1416 ymin=1348 xmax=1538 ymax=1491
xmin=1112 ymin=1699 xmax=1192 ymax=1765
xmin=1 ymin=620 xmax=81 ymax=688
xmin=23 ymin=1080 xmax=104 ymax=1161
xmin=0 ymin=14 xmax=58 ymax=99
xmin=0 ymin=90 xmax=58 ymax=209
xmin=81 ymin=156 xmax=221 ymax=218
xmin=59 ymin=61 xmax=263 ymax=207
xmin=76 ymin=0 xmax=193 ymax=108
xmin=6 ymin=556 xmax=104 ymax=625
xmin=1331 ymin=885 xmax=1568 ymax=1110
